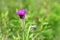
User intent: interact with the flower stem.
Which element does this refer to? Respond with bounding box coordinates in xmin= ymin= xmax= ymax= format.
xmin=21 ymin=19 xmax=25 ymax=40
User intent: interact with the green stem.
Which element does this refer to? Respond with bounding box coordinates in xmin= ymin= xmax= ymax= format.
xmin=26 ymin=26 xmax=31 ymax=40
xmin=21 ymin=19 xmax=25 ymax=40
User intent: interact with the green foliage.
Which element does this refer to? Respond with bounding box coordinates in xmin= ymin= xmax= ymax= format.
xmin=0 ymin=0 xmax=60 ymax=40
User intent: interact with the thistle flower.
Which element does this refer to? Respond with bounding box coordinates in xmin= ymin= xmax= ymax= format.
xmin=16 ymin=9 xmax=27 ymax=19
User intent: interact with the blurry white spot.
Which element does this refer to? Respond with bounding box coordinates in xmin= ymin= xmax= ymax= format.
xmin=30 ymin=25 xmax=37 ymax=29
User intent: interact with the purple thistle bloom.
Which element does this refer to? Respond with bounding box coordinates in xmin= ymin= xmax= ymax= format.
xmin=16 ymin=9 xmax=27 ymax=19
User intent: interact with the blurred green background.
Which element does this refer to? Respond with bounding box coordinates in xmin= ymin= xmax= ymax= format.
xmin=0 ymin=0 xmax=60 ymax=40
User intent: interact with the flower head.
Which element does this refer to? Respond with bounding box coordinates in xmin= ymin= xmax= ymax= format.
xmin=30 ymin=25 xmax=37 ymax=29
xmin=16 ymin=9 xmax=27 ymax=19
xmin=31 ymin=25 xmax=37 ymax=29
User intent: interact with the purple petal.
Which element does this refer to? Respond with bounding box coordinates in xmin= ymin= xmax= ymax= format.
xmin=16 ymin=9 xmax=27 ymax=15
